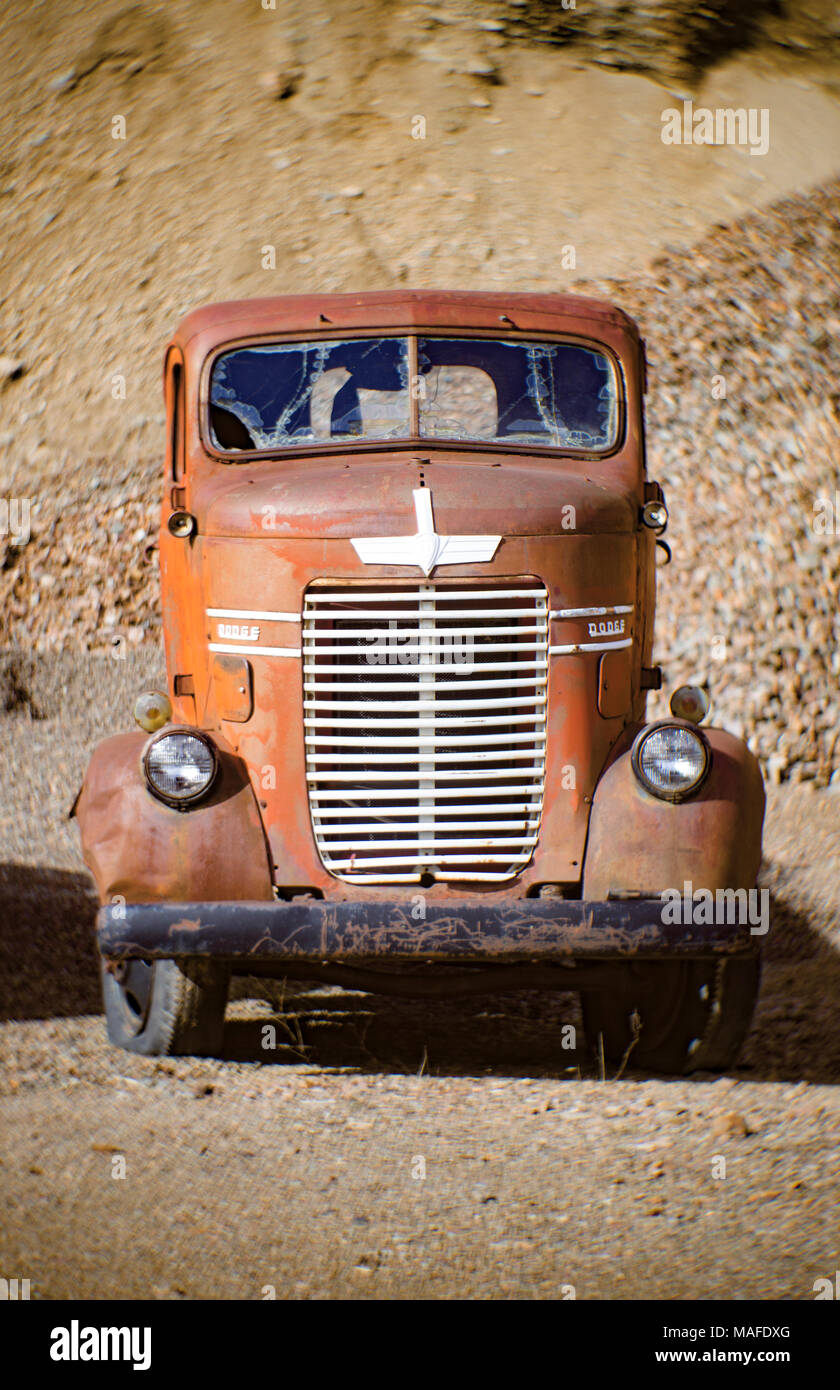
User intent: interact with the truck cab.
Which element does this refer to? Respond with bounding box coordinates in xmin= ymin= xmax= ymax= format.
xmin=74 ymin=291 xmax=765 ymax=1071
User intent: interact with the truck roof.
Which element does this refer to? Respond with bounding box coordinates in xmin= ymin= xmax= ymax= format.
xmin=172 ymin=290 xmax=641 ymax=351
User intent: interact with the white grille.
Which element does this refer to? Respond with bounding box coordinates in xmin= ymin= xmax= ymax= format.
xmin=303 ymin=582 xmax=549 ymax=884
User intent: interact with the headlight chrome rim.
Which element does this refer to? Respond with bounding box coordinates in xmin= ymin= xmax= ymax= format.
xmin=630 ymin=720 xmax=710 ymax=803
xmin=142 ymin=727 xmax=218 ymax=808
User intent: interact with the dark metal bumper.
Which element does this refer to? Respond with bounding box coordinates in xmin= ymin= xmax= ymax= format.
xmin=97 ymin=898 xmax=758 ymax=962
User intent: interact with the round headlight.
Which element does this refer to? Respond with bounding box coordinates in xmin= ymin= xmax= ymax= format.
xmin=631 ymin=722 xmax=710 ymax=802
xmin=143 ymin=730 xmax=217 ymax=807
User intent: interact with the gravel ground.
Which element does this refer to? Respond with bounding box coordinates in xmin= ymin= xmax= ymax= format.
xmin=2 ymin=1069 xmax=838 ymax=1301
xmin=0 ymin=653 xmax=839 ymax=1300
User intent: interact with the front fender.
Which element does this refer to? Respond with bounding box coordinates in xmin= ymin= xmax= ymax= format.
xmin=73 ymin=731 xmax=274 ymax=905
xmin=582 ymin=725 xmax=765 ymax=898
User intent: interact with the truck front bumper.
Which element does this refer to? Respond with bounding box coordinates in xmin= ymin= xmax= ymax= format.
xmin=97 ymin=897 xmax=759 ymax=963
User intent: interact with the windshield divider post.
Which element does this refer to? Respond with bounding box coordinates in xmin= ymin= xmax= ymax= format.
xmin=408 ymin=335 xmax=419 ymax=436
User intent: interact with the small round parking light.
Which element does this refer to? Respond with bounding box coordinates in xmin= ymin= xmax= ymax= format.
xmin=133 ymin=690 xmax=172 ymax=733
xmin=642 ymin=500 xmax=669 ymax=532
xmin=143 ymin=729 xmax=218 ymax=808
xmin=167 ymin=510 xmax=195 ymax=538
xmin=669 ymin=685 xmax=709 ymax=725
xmin=631 ymin=722 xmax=710 ymax=803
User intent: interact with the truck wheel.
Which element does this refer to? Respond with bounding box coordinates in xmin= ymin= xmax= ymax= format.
xmin=581 ymin=957 xmax=761 ymax=1074
xmin=101 ymin=958 xmax=229 ymax=1056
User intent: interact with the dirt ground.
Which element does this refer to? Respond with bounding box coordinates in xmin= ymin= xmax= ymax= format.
xmin=0 ymin=653 xmax=839 ymax=1299
xmin=1 ymin=1 xmax=840 ymax=1301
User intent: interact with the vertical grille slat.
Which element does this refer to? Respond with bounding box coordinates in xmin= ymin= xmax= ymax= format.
xmin=303 ymin=581 xmax=549 ymax=885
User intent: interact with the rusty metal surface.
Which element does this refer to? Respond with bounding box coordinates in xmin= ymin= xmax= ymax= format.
xmin=196 ymin=455 xmax=639 ymax=539
xmin=172 ymin=290 xmax=642 ymax=356
xmin=97 ymin=896 xmax=757 ymax=962
xmin=210 ymin=653 xmax=253 ymax=722
xmin=74 ymin=291 xmax=765 ymax=923
xmin=583 ymin=725 xmax=766 ymax=900
xmin=598 ymin=646 xmax=632 ymax=719
xmin=199 ymin=534 xmax=637 ymax=894
xmin=73 ymin=731 xmax=274 ymax=905
xmin=156 ymin=288 xmax=644 ymax=894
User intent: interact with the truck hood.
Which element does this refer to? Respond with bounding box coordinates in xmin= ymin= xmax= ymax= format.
xmin=198 ymin=453 xmax=638 ymax=539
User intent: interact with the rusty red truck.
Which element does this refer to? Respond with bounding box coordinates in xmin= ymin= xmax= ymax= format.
xmin=73 ymin=291 xmax=765 ymax=1070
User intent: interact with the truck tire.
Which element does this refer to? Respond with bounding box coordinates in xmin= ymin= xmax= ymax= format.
xmin=101 ymin=958 xmax=229 ymax=1056
xmin=581 ymin=956 xmax=761 ymax=1074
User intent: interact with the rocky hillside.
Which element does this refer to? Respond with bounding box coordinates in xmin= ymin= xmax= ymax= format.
xmin=0 ymin=0 xmax=838 ymax=784
xmin=498 ymin=0 xmax=840 ymax=86
xmin=596 ymin=180 xmax=840 ymax=786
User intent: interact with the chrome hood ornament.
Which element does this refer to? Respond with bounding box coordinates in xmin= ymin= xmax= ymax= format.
xmin=351 ymin=488 xmax=501 ymax=577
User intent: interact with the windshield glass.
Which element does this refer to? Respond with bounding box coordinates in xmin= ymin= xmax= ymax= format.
xmin=209 ymin=336 xmax=618 ymax=452
xmin=210 ymin=338 xmax=411 ymax=449
xmin=418 ymin=338 xmax=616 ymax=447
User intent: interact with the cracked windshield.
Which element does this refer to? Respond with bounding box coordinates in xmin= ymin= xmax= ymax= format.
xmin=209 ymin=336 xmax=618 ymax=450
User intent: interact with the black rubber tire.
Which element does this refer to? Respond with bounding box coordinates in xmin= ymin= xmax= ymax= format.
xmin=102 ymin=958 xmax=230 ymax=1056
xmin=581 ymin=956 xmax=762 ymax=1074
